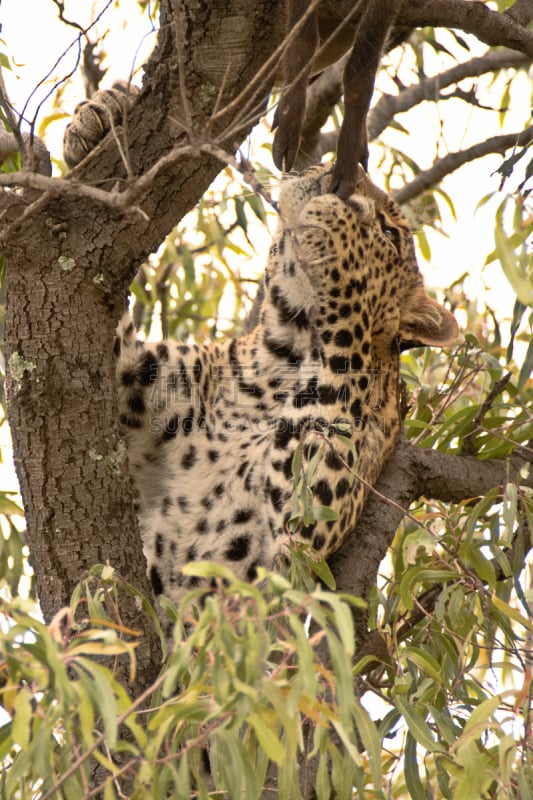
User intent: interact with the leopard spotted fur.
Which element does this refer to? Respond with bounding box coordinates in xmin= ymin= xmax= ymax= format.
xmin=113 ymin=164 xmax=458 ymax=609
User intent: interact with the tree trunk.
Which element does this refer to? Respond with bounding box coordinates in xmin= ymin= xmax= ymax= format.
xmin=2 ymin=0 xmax=282 ymax=692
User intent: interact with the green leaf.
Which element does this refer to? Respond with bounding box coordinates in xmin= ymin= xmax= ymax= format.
xmin=234 ymin=196 xmax=248 ymax=232
xmin=434 ymin=186 xmax=457 ymax=221
xmin=506 ymin=298 xmax=527 ymax=362
xmin=462 ymin=694 xmax=500 ymax=737
xmin=180 ymin=246 xmax=195 ymax=290
xmin=494 ymin=224 xmax=532 ymax=305
xmin=453 ymin=738 xmax=494 ymax=800
xmin=518 ymin=335 xmax=533 ymax=392
xmin=400 ymin=646 xmax=443 ymax=684
xmin=460 ymin=544 xmax=496 ymax=587
xmin=330 ymin=718 xmax=362 ymax=766
xmin=246 ymin=713 xmax=285 ymax=765
xmin=104 ymin=779 xmax=117 ymax=800
xmin=393 ymin=696 xmax=445 ymax=753
xmin=416 ymin=228 xmax=431 ymax=260
xmin=212 ymin=729 xmax=260 ymax=798
xmin=245 ymin=194 xmax=267 ymax=223
xmin=312 ymin=504 xmax=339 ymax=522
xmin=490 ymin=593 xmax=533 ymax=632
xmin=308 ymin=556 xmax=336 ymax=590
xmin=0 ymin=492 xmax=23 ymax=516
xmin=318 ymin=592 xmax=355 ymax=658
xmin=404 ymin=731 xmax=426 ymax=800
xmin=182 ymin=560 xmax=236 ymax=585
xmin=291 ymin=444 xmax=301 ymax=481
xmin=12 ymin=686 xmax=32 ymax=749
xmin=76 ymin=659 xmax=118 ymax=747
xmin=400 ymin=568 xmax=456 ymax=610
xmin=352 ymin=699 xmax=382 ymax=787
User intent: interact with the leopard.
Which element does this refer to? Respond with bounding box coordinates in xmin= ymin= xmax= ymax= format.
xmin=62 ymin=83 xmax=137 ymax=168
xmin=63 ymin=91 xmax=458 ymax=615
xmin=111 ymin=166 xmax=458 ymax=613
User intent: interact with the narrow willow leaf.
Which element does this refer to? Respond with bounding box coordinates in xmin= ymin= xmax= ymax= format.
xmin=174 ymin=753 xmax=192 ymax=800
xmin=246 ymin=713 xmax=285 ymax=765
xmin=103 ymin=780 xmax=117 ymax=800
xmin=460 ymin=544 xmax=496 ymax=587
xmin=312 ymin=504 xmax=339 ymax=522
xmin=393 ymin=697 xmax=444 ymax=753
xmin=292 ymin=445 xmax=301 ymax=481
xmin=400 ymin=568 xmax=456 ymax=610
xmin=352 ymin=699 xmax=382 ymax=787
xmin=400 ymin=647 xmax=443 ymax=684
xmin=494 ymin=224 xmax=532 ymax=305
xmin=308 ymin=556 xmax=336 ymax=590
xmin=490 ymin=593 xmax=533 ymax=632
xmin=245 ymin=193 xmax=267 ymax=223
xmin=278 ymin=736 xmax=301 ymax=800
xmin=63 ymin=771 xmax=85 ymax=800
xmin=76 ymin=659 xmax=118 ymax=748
xmin=518 ymin=336 xmax=533 ymax=392
xmin=234 ymin=196 xmax=248 ymax=232
xmin=306 ymin=444 xmax=324 ymax=485
xmin=182 ymin=560 xmax=236 ymax=584
xmin=454 ymin=738 xmax=494 ymax=800
xmin=404 ymin=731 xmax=426 ymax=800
xmin=12 ymin=686 xmax=32 ymax=749
xmin=331 ymin=719 xmax=362 ymax=766
xmin=318 ymin=592 xmax=354 ymax=657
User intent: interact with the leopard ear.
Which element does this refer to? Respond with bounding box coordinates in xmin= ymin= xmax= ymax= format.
xmin=399 ymin=286 xmax=459 ymax=348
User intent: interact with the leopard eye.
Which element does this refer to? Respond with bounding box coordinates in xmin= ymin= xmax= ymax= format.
xmin=381 ymin=222 xmax=401 ymax=251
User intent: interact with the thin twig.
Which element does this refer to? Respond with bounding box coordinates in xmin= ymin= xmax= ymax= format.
xmin=368 ymin=48 xmax=530 ymax=141
xmin=0 ymin=67 xmax=26 ymax=162
xmin=462 ymin=371 xmax=513 ymax=456
xmin=394 ymin=126 xmax=533 ymax=204
xmin=23 ymin=0 xmax=115 ymax=133
xmin=39 ymin=670 xmax=168 ymax=800
xmin=212 ymin=61 xmax=233 ymax=119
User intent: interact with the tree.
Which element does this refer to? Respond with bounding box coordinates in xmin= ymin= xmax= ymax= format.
xmin=0 ymin=0 xmax=532 ymax=797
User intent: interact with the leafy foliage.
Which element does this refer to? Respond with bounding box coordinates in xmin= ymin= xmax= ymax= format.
xmin=0 ymin=2 xmax=532 ymax=797
xmin=129 ymin=169 xmax=274 ymax=342
xmin=0 ymin=552 xmax=532 ymax=799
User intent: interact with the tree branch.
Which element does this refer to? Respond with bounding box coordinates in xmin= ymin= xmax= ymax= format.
xmin=368 ymin=49 xmax=530 ymax=141
xmin=0 ymin=139 xmax=274 ymax=245
xmin=400 ymin=0 xmax=533 ymax=56
xmin=393 ymin=125 xmax=533 ymax=203
xmin=294 ymin=44 xmax=530 ymax=169
xmin=287 ymin=0 xmax=533 ymax=170
xmin=504 ymin=0 xmax=533 ymax=27
xmin=328 ymin=436 xmax=533 ymax=609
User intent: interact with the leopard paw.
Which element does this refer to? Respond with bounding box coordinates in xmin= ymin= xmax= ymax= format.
xmin=63 ymin=82 xmax=138 ymax=168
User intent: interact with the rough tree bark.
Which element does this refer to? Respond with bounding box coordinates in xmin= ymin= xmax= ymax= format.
xmin=0 ymin=0 xmax=532 ymax=701
xmin=1 ymin=0 xmax=283 ymax=692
